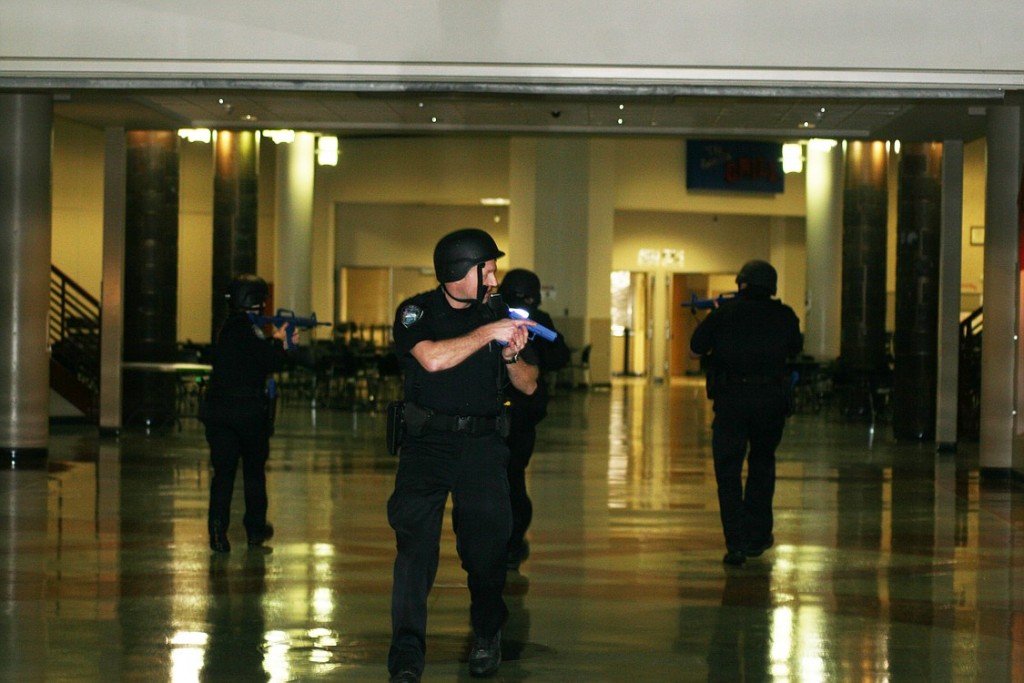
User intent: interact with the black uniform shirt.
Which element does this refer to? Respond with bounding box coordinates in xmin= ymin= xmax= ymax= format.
xmin=690 ymin=290 xmax=803 ymax=377
xmin=394 ymin=287 xmax=506 ymax=417
xmin=208 ymin=312 xmax=288 ymax=397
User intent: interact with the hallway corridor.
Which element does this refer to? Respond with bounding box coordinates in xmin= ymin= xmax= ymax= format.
xmin=2 ymin=379 xmax=1022 ymax=681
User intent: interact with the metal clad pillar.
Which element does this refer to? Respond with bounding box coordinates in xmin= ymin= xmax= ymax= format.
xmin=840 ymin=142 xmax=890 ymax=401
xmin=211 ymin=130 xmax=258 ymax=336
xmin=99 ymin=127 xmax=127 ymax=435
xmin=0 ymin=94 xmax=52 ymax=459
xmin=122 ymin=131 xmax=179 ymax=427
xmin=893 ymin=143 xmax=943 ymax=441
xmin=935 ymin=140 xmax=964 ymax=450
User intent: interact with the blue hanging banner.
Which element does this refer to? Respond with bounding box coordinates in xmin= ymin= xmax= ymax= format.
xmin=685 ymin=140 xmax=784 ymax=194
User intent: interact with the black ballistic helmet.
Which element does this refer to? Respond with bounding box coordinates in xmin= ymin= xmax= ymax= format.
xmin=225 ymin=274 xmax=269 ymax=310
xmin=499 ymin=269 xmax=542 ymax=308
xmin=735 ymin=260 xmax=777 ymax=295
xmin=433 ymin=228 xmax=505 ymax=283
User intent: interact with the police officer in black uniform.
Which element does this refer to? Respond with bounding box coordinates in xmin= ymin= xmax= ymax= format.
xmin=203 ymin=274 xmax=296 ymax=554
xmin=689 ymin=260 xmax=802 ymax=566
xmin=496 ymin=269 xmax=570 ymax=571
xmin=386 ymin=229 xmax=539 ymax=683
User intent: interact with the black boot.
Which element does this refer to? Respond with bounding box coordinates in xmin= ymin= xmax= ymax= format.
xmin=468 ymin=629 xmax=502 ymax=677
xmin=247 ymin=522 xmax=274 ymax=547
xmin=209 ymin=521 xmax=230 ymax=553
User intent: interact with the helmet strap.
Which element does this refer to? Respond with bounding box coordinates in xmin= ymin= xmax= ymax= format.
xmin=441 ymin=263 xmax=487 ymax=305
xmin=475 ymin=263 xmax=488 ymax=302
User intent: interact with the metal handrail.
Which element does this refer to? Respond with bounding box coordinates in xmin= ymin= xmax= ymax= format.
xmin=49 ymin=265 xmax=101 ymax=393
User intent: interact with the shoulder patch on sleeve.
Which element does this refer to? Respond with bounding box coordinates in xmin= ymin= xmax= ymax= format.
xmin=400 ymin=304 xmax=425 ymax=328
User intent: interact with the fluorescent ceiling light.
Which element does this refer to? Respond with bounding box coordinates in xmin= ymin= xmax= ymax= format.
xmin=782 ymin=143 xmax=804 ymax=174
xmin=262 ymin=129 xmax=295 ymax=144
xmin=316 ymin=136 xmax=339 ymax=166
xmin=177 ymin=128 xmax=211 ymax=143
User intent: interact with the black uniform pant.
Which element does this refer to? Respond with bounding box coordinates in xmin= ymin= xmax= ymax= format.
xmin=387 ymin=430 xmax=512 ymax=676
xmin=711 ymin=384 xmax=787 ymax=552
xmin=506 ymin=407 xmax=539 ymax=556
xmin=204 ymin=399 xmax=271 ymax=539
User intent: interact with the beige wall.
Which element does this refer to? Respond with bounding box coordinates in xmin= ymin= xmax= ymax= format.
xmin=52 ymin=118 xmax=105 ymax=294
xmin=615 ymin=139 xmax=806 ymax=217
xmin=334 ymin=203 xmax=510 ymax=270
xmin=962 ymin=138 xmax=987 ymax=312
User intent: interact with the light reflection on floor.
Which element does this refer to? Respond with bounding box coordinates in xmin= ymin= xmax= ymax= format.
xmin=2 ymin=378 xmax=1023 ymax=681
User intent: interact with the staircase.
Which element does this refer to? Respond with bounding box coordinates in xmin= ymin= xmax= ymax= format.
xmin=49 ymin=265 xmax=100 ymax=420
xmin=958 ymin=306 xmax=982 ymax=441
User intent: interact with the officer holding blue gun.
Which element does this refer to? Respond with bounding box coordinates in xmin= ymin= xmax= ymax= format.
xmin=386 ymin=228 xmax=539 ymax=683
xmin=201 ymin=274 xmax=297 ymax=554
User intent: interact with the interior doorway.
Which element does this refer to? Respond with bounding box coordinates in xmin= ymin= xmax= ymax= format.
xmin=610 ymin=271 xmax=649 ymax=377
xmin=669 ymin=273 xmax=739 ymax=378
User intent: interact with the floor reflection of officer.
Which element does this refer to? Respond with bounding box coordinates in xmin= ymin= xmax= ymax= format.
xmin=386 ymin=229 xmax=539 ymax=683
xmin=690 ymin=260 xmax=802 ymax=566
xmin=203 ymin=275 xmax=296 ymax=554
xmin=706 ymin=567 xmax=772 ymax=682
xmin=497 ymin=269 xmax=570 ymax=571
xmin=202 ymin=552 xmax=270 ymax=682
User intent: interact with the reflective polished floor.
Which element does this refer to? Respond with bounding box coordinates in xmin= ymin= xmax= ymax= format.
xmin=3 ymin=378 xmax=1024 ymax=682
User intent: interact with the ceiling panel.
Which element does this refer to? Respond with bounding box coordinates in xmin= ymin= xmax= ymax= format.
xmin=52 ymin=87 xmax=993 ymax=142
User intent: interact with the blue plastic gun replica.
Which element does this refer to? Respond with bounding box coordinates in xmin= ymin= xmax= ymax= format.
xmin=507 ymin=307 xmax=559 ymax=342
xmin=249 ymin=308 xmax=332 ymax=350
xmin=686 ymin=292 xmax=736 ymax=311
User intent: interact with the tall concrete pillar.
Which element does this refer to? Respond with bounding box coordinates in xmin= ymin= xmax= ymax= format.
xmin=980 ymin=106 xmax=1022 ymax=473
xmin=840 ymin=141 xmax=890 ymax=383
xmin=507 ymin=137 xmax=537 ymax=272
xmin=274 ymin=132 xmax=315 ymax=315
xmin=531 ymin=138 xmax=614 ymax=385
xmin=122 ymin=131 xmax=179 ymax=427
xmin=0 ymin=94 xmax=52 ymax=460
xmin=211 ymin=130 xmax=258 ymax=336
xmin=805 ymin=141 xmax=843 ymax=361
xmin=892 ymin=143 xmax=943 ymax=441
xmin=935 ymin=140 xmax=964 ymax=450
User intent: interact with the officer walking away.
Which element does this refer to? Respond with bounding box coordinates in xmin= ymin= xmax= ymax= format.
xmin=387 ymin=229 xmax=539 ymax=683
xmin=689 ymin=260 xmax=802 ymax=566
xmin=202 ymin=274 xmax=297 ymax=554
xmin=497 ymin=269 xmax=570 ymax=571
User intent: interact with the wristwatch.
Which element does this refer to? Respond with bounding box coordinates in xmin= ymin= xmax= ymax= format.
xmin=503 ymin=352 xmax=519 ymax=365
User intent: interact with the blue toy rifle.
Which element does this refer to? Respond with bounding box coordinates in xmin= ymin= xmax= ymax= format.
xmin=249 ymin=308 xmax=332 ymax=350
xmin=686 ymin=292 xmax=736 ymax=311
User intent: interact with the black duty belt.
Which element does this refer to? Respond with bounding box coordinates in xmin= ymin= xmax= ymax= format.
xmin=424 ymin=412 xmax=501 ymax=435
xmin=720 ymin=373 xmax=782 ymax=386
